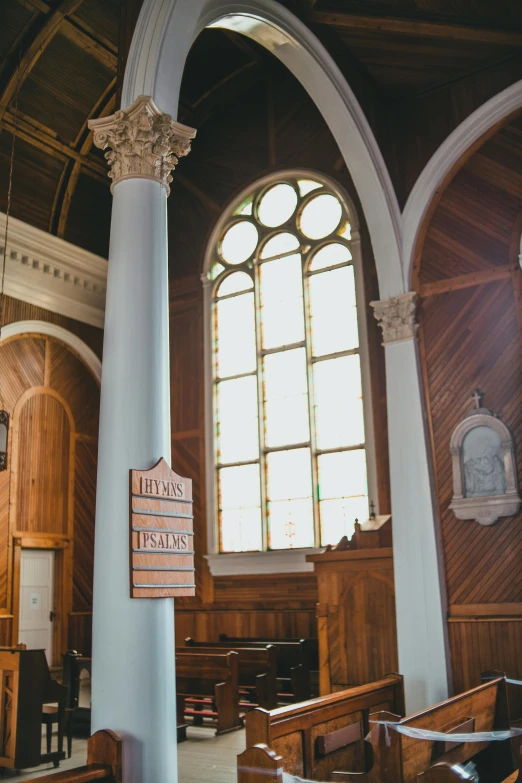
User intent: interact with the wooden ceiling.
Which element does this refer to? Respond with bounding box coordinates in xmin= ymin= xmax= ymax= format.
xmin=0 ymin=0 xmax=521 ymax=265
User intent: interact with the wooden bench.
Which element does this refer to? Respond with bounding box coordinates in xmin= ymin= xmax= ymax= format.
xmin=188 ymin=638 xmax=310 ymax=702
xmin=33 ymin=730 xmax=121 ymax=783
xmin=176 ymin=650 xmax=241 ymax=735
xmin=237 ymin=674 xmax=404 ymax=782
xmin=330 ymin=676 xmax=516 ymax=782
xmin=182 ymin=643 xmax=278 ymax=710
xmin=219 ymin=635 xmax=319 ymax=672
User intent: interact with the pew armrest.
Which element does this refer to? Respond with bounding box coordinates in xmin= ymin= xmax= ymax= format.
xmin=417 ymin=761 xmax=479 ymax=782
xmin=87 ymin=730 xmax=122 ymax=783
xmin=238 ymin=744 xmax=283 ymax=783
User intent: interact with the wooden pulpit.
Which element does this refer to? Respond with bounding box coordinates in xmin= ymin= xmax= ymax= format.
xmin=306 ymin=517 xmax=399 ymax=695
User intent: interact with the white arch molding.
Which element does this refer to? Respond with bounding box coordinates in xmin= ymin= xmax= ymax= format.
xmin=0 ymin=320 xmax=102 ymax=383
xmin=402 ymin=79 xmax=522 ymax=290
xmin=123 ymin=0 xmax=403 ymax=299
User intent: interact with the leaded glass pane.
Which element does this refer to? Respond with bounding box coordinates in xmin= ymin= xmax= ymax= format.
xmin=264 ymin=348 xmax=309 ymax=447
xmin=217 ymin=376 xmax=259 ymax=464
xmin=318 ymin=449 xmax=368 ymax=545
xmin=258 ymin=184 xmax=298 ymax=227
xmin=298 ymin=179 xmax=322 ymax=196
xmin=309 ymin=242 xmax=352 ymax=271
xmin=219 ymin=464 xmax=262 ymax=552
xmin=216 ymin=271 xmax=253 ymax=297
xmin=300 ymin=194 xmax=342 ymax=239
xmin=313 ymin=355 xmax=365 ymax=449
xmin=221 ymin=221 xmax=258 ymax=264
xmin=215 ymin=293 xmax=256 ymax=378
xmin=260 ymin=254 xmax=305 ymax=349
xmin=266 ymin=448 xmax=314 ymax=549
xmin=309 ymin=266 xmax=358 ymax=356
xmin=261 ymin=232 xmax=300 ymax=259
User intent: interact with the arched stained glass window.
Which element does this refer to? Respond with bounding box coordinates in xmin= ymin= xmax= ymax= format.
xmin=208 ymin=173 xmax=373 ymax=553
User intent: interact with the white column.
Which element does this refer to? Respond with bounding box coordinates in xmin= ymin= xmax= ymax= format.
xmin=372 ymin=293 xmax=451 ymax=713
xmin=88 ymin=97 xmax=195 ymax=783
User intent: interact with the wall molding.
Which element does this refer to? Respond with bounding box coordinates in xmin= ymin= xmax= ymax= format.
xmin=0 ymin=212 xmax=107 ymax=328
xmin=0 ymin=321 xmax=102 ymax=383
xmin=205 ymin=548 xmax=321 ymax=576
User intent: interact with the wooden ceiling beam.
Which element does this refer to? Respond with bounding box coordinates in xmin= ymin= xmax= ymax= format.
xmin=15 ymin=0 xmax=51 ymax=13
xmin=0 ymin=0 xmax=86 ymax=125
xmin=55 ymin=82 xmax=117 ymax=236
xmin=61 ymin=19 xmax=118 ymax=72
xmin=309 ymin=11 xmax=522 ymax=46
xmin=3 ymin=110 xmax=107 ymax=181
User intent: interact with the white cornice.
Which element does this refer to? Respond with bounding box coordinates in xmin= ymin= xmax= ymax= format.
xmin=205 ymin=548 xmax=321 ymax=576
xmin=0 ymin=212 xmax=107 ymax=328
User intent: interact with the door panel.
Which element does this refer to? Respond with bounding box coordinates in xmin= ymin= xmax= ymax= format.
xmin=19 ymin=549 xmax=54 ymax=664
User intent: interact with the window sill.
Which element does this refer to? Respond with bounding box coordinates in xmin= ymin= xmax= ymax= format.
xmin=205 ymin=548 xmax=324 ymax=577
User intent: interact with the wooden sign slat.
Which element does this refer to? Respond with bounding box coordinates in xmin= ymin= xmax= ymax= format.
xmin=130 ymin=458 xmax=195 ymax=598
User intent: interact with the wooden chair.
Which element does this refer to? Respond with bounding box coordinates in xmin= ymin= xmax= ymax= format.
xmin=238 ymin=674 xmax=404 ymax=782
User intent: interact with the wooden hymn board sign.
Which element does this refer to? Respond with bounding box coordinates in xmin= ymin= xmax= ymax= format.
xmin=130 ymin=457 xmax=195 ymax=598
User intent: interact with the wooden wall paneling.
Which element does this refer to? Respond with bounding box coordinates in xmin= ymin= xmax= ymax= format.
xmin=418 ymin=119 xmax=522 ymax=700
xmin=12 ymin=388 xmax=73 ymax=535
xmin=1 ymin=295 xmax=104 ymax=358
xmin=0 ymin=334 xmax=99 ymax=655
xmin=175 ymin=608 xmax=317 ymax=643
xmin=73 ymin=438 xmax=96 ymax=612
xmin=49 ymin=340 xmax=100 ymax=435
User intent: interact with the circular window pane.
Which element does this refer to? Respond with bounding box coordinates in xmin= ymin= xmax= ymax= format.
xmin=258 ymin=184 xmax=298 ymax=228
xmin=216 ymin=271 xmax=253 ymax=297
xmin=220 ymin=221 xmax=258 ymax=265
xmin=309 ymin=243 xmax=352 ymax=271
xmin=261 ymin=232 xmax=300 ymax=259
xmin=300 ymin=194 xmax=342 ymax=240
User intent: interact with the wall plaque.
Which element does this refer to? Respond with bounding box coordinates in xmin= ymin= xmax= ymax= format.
xmin=449 ymin=390 xmax=521 ymax=526
xmin=130 ymin=457 xmax=195 ymax=598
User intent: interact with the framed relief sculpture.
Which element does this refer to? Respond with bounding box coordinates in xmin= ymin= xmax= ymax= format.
xmin=450 ymin=390 xmax=521 ymax=526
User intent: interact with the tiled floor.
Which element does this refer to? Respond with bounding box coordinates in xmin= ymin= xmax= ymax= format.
xmin=2 ymin=725 xmax=245 ymax=783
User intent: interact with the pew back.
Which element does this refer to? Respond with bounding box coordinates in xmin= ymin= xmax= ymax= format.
xmin=219 ymin=635 xmax=319 ymax=671
xmin=243 ymin=675 xmax=404 ymax=780
xmin=181 ymin=645 xmax=278 ymax=709
xmin=176 ymin=650 xmax=241 ymax=734
xmin=333 ymin=677 xmax=514 ymax=783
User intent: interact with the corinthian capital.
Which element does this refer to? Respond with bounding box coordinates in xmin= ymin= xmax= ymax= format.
xmin=370 ymin=292 xmax=418 ymax=345
xmin=88 ymin=95 xmax=196 ymax=195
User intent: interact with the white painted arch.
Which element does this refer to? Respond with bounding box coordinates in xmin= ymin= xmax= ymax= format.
xmin=402 ymin=79 xmax=522 ymax=291
xmin=123 ymin=0 xmax=403 ymax=299
xmin=0 ymin=320 xmax=102 ymax=383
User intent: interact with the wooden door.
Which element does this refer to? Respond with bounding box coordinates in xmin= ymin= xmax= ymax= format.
xmin=18 ymin=549 xmax=55 ymax=663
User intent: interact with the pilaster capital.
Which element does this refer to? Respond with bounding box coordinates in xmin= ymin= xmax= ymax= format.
xmin=370 ymin=291 xmax=418 ymax=345
xmin=88 ymin=95 xmax=196 ymax=195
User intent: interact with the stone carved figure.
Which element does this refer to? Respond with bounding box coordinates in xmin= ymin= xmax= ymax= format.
xmin=463 ymin=427 xmax=506 ymax=498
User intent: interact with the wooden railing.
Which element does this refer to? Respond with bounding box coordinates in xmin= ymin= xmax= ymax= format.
xmin=36 ymin=730 xmax=121 ymax=783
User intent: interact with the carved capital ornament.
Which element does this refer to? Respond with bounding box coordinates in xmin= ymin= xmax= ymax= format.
xmin=88 ymin=96 xmax=196 ymax=195
xmin=370 ymin=292 xmax=418 ymax=345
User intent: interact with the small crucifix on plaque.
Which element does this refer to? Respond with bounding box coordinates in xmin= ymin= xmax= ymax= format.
xmin=471 ymin=388 xmax=485 ymax=409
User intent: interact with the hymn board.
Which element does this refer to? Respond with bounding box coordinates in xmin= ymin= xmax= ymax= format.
xmin=130 ymin=458 xmax=195 ymax=598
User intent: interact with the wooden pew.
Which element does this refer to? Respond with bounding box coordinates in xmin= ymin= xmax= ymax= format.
xmin=219 ymin=635 xmax=319 ymax=672
xmin=330 ymin=677 xmax=516 ymax=783
xmin=181 ymin=643 xmax=278 ymax=710
xmin=0 ymin=647 xmax=67 ymax=769
xmin=238 ymin=674 xmax=404 ymax=782
xmin=34 ymin=730 xmax=121 ymax=783
xmin=188 ymin=637 xmax=311 ymax=702
xmin=176 ymin=650 xmax=241 ymax=735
